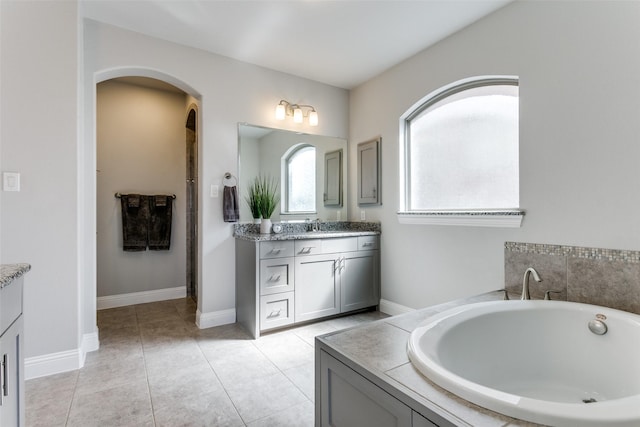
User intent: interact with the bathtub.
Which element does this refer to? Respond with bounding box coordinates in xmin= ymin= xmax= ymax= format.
xmin=407 ymin=300 xmax=640 ymax=426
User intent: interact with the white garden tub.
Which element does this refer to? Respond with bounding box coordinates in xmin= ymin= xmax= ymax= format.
xmin=407 ymin=300 xmax=640 ymax=426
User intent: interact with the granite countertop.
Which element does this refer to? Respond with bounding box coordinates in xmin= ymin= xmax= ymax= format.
xmin=317 ymin=290 xmax=543 ymax=427
xmin=0 ymin=263 xmax=31 ymax=288
xmin=233 ymin=221 xmax=381 ymax=242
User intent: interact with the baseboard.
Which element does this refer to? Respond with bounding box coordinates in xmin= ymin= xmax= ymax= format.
xmin=379 ymin=299 xmax=415 ymax=316
xmin=97 ymin=286 xmax=186 ymax=310
xmin=82 ymin=331 xmax=100 ymax=354
xmin=25 ymin=348 xmax=83 ymax=380
xmin=196 ymin=308 xmax=236 ymax=329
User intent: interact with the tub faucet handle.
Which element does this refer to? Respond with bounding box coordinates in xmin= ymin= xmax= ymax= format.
xmin=544 ymin=290 xmax=562 ymax=301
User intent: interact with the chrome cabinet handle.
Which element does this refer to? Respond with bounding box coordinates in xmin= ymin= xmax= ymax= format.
xmin=1 ymin=353 xmax=7 ymax=402
xmin=269 ymin=274 xmax=281 ymax=282
xmin=270 ymin=248 xmax=282 ymax=254
xmin=268 ymin=309 xmax=282 ymax=318
xmin=300 ymin=247 xmax=314 ymax=254
xmin=362 ymin=242 xmax=373 ymax=247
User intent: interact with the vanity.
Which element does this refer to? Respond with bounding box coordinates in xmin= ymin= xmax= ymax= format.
xmin=234 ymin=223 xmax=380 ymax=338
xmin=0 ymin=263 xmax=29 ymax=427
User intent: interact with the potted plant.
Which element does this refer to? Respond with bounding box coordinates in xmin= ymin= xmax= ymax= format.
xmin=246 ymin=175 xmax=280 ymax=233
xmin=245 ymin=182 xmax=262 ymax=224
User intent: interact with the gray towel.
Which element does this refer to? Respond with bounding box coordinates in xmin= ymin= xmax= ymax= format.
xmin=149 ymin=195 xmax=172 ymax=250
xmin=223 ymin=186 xmax=239 ymax=222
xmin=121 ymin=194 xmax=149 ymax=251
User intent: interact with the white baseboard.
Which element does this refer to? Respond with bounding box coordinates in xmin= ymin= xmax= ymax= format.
xmin=196 ymin=308 xmax=235 ymax=329
xmin=97 ymin=286 xmax=186 ymax=310
xmin=379 ymin=299 xmax=415 ymax=316
xmin=82 ymin=331 xmax=100 ymax=354
xmin=25 ymin=348 xmax=83 ymax=380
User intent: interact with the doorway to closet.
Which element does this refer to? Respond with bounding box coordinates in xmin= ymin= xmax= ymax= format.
xmin=96 ymin=76 xmax=199 ymax=307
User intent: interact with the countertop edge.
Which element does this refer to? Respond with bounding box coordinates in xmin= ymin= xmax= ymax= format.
xmin=0 ymin=263 xmax=31 ymax=288
xmin=234 ymin=230 xmax=381 ymax=242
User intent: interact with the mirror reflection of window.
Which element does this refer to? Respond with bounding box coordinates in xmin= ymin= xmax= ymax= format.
xmin=285 ymin=144 xmax=316 ymax=213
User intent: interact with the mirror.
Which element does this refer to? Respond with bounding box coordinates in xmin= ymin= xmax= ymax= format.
xmin=238 ymin=124 xmax=348 ymax=222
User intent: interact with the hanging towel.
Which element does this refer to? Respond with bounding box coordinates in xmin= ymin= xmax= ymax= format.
xmin=149 ymin=195 xmax=173 ymax=250
xmin=121 ymin=194 xmax=149 ymax=251
xmin=223 ymin=186 xmax=239 ymax=222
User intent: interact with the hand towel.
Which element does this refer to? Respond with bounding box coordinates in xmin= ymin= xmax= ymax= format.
xmin=223 ymin=186 xmax=240 ymax=222
xmin=149 ymin=195 xmax=172 ymax=250
xmin=121 ymin=194 xmax=149 ymax=251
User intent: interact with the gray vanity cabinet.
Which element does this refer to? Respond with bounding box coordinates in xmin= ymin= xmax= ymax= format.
xmin=236 ymin=235 xmax=380 ymax=338
xmin=0 ymin=275 xmax=25 ymax=427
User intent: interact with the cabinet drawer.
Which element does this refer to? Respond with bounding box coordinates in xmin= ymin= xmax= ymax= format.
xmin=295 ymin=238 xmax=358 ymax=256
xmin=358 ymin=236 xmax=379 ymax=250
xmin=260 ymin=292 xmax=295 ymax=331
xmin=260 ymin=241 xmax=294 ymax=259
xmin=260 ymin=257 xmax=294 ymax=296
xmin=294 ymin=239 xmax=323 ymax=256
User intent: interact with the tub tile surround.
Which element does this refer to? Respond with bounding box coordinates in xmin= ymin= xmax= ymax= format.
xmin=233 ymin=221 xmax=380 ymax=241
xmin=505 ymin=241 xmax=640 ymax=314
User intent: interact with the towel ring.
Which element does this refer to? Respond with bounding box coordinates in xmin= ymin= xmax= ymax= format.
xmin=223 ymin=173 xmax=238 ymax=187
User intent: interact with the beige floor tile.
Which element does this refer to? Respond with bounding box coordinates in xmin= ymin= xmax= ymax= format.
xmin=224 ymin=371 xmax=309 ymax=424
xmin=67 ymin=380 xmax=154 ymax=427
xmin=246 ymin=400 xmax=314 ymax=427
xmin=26 ymin=297 xmax=386 ymax=427
xmin=253 ymin=331 xmax=314 ymax=371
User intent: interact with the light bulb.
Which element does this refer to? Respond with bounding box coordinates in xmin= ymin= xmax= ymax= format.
xmin=275 ymin=103 xmax=286 ymax=120
xmin=293 ymin=107 xmax=303 ymax=123
xmin=309 ymin=110 xmax=318 ymax=126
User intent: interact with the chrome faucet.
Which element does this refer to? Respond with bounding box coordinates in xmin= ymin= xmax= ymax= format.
xmin=521 ymin=267 xmax=542 ymax=300
xmin=311 ymin=218 xmax=321 ymax=232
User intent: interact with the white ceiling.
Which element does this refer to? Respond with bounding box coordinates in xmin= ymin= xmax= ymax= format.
xmin=82 ymin=0 xmax=513 ymax=89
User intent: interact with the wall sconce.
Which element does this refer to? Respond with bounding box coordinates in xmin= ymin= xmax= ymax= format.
xmin=275 ymin=100 xmax=318 ymax=126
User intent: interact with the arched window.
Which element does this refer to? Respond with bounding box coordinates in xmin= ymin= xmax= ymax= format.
xmin=284 ymin=144 xmax=316 ymax=213
xmin=399 ymin=76 xmax=522 ymax=227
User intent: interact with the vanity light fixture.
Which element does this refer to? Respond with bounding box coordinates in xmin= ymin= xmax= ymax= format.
xmin=275 ymin=99 xmax=318 ymax=126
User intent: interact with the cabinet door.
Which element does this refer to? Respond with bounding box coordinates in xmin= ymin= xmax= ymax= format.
xmin=0 ymin=316 xmax=24 ymax=427
xmin=357 ymin=138 xmax=381 ymax=205
xmin=295 ymin=254 xmax=340 ymax=322
xmin=340 ymin=250 xmax=379 ymax=312
xmin=324 ymin=149 xmax=343 ymax=207
xmin=319 ymin=350 xmax=412 ymax=427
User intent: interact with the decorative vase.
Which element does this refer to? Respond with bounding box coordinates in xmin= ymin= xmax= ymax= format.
xmin=260 ymin=218 xmax=272 ymax=234
xmin=253 ymin=218 xmax=261 ymax=224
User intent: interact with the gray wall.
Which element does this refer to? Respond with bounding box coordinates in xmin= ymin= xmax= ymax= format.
xmin=96 ymin=80 xmax=187 ymax=297
xmin=1 ymin=1 xmax=349 ymax=374
xmin=349 ymin=1 xmax=640 ymax=309
xmin=1 ymin=1 xmax=80 ymax=360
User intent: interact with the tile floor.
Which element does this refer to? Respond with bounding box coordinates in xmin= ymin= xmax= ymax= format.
xmin=25 ymin=298 xmax=387 ymax=426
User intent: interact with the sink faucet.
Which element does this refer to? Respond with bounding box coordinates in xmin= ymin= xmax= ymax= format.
xmin=521 ymin=267 xmax=542 ymax=300
xmin=312 ymin=218 xmax=321 ymax=232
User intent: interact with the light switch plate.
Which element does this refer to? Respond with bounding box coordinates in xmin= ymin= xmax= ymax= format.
xmin=210 ymin=184 xmax=219 ymax=198
xmin=3 ymin=172 xmax=20 ymax=192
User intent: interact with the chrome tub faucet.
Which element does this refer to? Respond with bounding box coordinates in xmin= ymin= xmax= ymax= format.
xmin=521 ymin=267 xmax=542 ymax=300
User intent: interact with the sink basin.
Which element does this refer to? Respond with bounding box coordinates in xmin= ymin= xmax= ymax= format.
xmin=407 ymin=300 xmax=640 ymax=426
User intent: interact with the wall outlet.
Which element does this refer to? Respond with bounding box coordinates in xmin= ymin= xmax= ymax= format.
xmin=210 ymin=184 xmax=219 ymax=198
xmin=336 ymin=210 xmax=341 ymax=221
xmin=360 ymin=210 xmax=366 ymax=221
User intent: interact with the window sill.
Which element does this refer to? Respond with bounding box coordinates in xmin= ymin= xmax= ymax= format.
xmin=397 ymin=210 xmax=524 ymax=228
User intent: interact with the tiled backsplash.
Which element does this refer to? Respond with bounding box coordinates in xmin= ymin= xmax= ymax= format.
xmin=505 ymin=242 xmax=640 ymax=314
